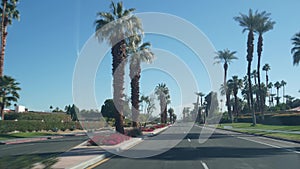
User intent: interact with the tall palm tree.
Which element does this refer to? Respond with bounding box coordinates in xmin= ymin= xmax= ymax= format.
xmin=281 ymin=80 xmax=287 ymax=104
xmin=234 ymin=9 xmax=261 ymax=126
xmin=274 ymin=81 xmax=281 ymax=105
xmin=128 ymin=36 xmax=154 ymax=128
xmin=214 ymin=49 xmax=237 ymax=122
xmin=199 ymin=92 xmax=205 ymax=106
xmin=228 ymin=76 xmax=243 ymax=121
xmin=291 ymin=32 xmax=300 ymax=66
xmin=0 ymin=0 xmax=20 ymax=76
xmin=95 ymin=1 xmax=142 ymax=134
xmin=262 ymin=64 xmax=271 ymax=89
xmin=168 ymin=107 xmax=174 ymax=123
xmin=220 ymin=83 xmax=233 ymax=122
xmin=255 ymin=12 xmax=275 ymax=119
xmin=155 ymin=83 xmax=170 ymax=124
xmin=267 ymin=82 xmax=273 ymax=107
xmin=0 ymin=75 xmax=21 ymax=120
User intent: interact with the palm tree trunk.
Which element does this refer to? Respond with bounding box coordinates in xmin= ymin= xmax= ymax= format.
xmin=283 ymin=86 xmax=285 ymax=104
xmin=130 ymin=60 xmax=141 ymax=128
xmin=0 ymin=103 xmax=4 ymax=120
xmin=160 ymin=96 xmax=164 ymax=124
xmin=234 ymin=94 xmax=238 ymax=122
xmin=0 ymin=0 xmax=7 ymax=77
xmin=112 ymin=40 xmax=126 ymax=134
xmin=226 ymin=92 xmax=232 ymax=123
xmin=276 ymin=88 xmax=279 ymax=105
xmin=247 ymin=30 xmax=256 ymax=126
xmin=257 ymin=34 xmax=264 ymax=121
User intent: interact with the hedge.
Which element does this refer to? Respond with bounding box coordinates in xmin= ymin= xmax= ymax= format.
xmin=4 ymin=112 xmax=72 ymax=122
xmin=0 ymin=120 xmax=82 ymax=133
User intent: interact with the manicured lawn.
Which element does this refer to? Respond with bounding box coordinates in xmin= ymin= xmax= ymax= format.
xmin=220 ymin=123 xmax=300 ymax=131
xmin=0 ymin=132 xmax=54 ymax=141
xmin=219 ymin=123 xmax=300 ymax=141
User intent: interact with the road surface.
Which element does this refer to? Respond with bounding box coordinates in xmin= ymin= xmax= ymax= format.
xmin=94 ymin=125 xmax=300 ymax=169
xmin=0 ymin=135 xmax=88 ymax=168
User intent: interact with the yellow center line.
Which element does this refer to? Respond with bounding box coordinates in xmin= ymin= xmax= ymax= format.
xmin=86 ymin=155 xmax=116 ymax=169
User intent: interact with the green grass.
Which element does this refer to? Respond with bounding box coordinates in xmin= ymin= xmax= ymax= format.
xmin=220 ymin=123 xmax=300 ymax=131
xmin=219 ymin=123 xmax=300 ymax=141
xmin=0 ymin=132 xmax=54 ymax=141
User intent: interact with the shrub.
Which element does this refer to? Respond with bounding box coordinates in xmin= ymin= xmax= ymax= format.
xmin=0 ymin=120 xmax=82 ymax=133
xmin=125 ymin=128 xmax=142 ymax=137
xmin=88 ymin=133 xmax=130 ymax=146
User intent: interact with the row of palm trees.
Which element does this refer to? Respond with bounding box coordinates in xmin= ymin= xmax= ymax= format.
xmin=95 ymin=2 xmax=173 ymax=133
xmin=215 ymin=9 xmax=300 ymax=125
xmin=233 ymin=9 xmax=275 ymax=125
xmin=95 ymin=2 xmax=151 ymax=133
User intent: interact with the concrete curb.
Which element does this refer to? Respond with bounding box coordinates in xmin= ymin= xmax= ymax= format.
xmin=53 ymin=127 xmax=169 ymax=169
xmin=69 ymin=154 xmax=107 ymax=169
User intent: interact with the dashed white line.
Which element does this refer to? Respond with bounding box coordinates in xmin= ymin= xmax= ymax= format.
xmin=200 ymin=161 xmax=209 ymax=169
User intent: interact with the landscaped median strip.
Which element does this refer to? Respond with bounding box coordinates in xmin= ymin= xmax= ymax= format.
xmin=52 ymin=125 xmax=171 ymax=169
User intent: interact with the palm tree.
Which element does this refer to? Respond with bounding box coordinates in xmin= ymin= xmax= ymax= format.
xmin=0 ymin=0 xmax=20 ymax=76
xmin=199 ymin=92 xmax=205 ymax=106
xmin=0 ymin=75 xmax=21 ymax=120
xmin=262 ymin=64 xmax=271 ymax=90
xmin=194 ymin=92 xmax=205 ymax=122
xmin=291 ymin=32 xmax=300 ymax=65
xmin=270 ymin=93 xmax=276 ymax=107
xmin=214 ymin=49 xmax=237 ymax=122
xmin=281 ymin=80 xmax=287 ymax=104
xmin=155 ymin=83 xmax=170 ymax=124
xmin=234 ymin=9 xmax=261 ymax=126
xmin=95 ymin=1 xmax=142 ymax=134
xmin=168 ymin=107 xmax=174 ymax=123
xmin=274 ymin=81 xmax=281 ymax=105
xmin=128 ymin=36 xmax=154 ymax=128
xmin=228 ymin=76 xmax=243 ymax=121
xmin=267 ymin=82 xmax=273 ymax=107
xmin=255 ymin=11 xmax=275 ymax=119
xmin=220 ymin=83 xmax=233 ymax=122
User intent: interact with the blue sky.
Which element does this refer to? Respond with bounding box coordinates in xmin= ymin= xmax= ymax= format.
xmin=4 ymin=0 xmax=300 ymax=112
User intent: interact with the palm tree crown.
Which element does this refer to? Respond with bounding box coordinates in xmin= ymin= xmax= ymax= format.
xmin=214 ymin=49 xmax=238 ymax=72
xmin=0 ymin=75 xmax=21 ymax=120
xmin=291 ymin=32 xmax=300 ymax=65
xmin=95 ymin=1 xmax=142 ymax=45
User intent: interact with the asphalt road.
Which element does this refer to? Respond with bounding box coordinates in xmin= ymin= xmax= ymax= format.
xmin=0 ymin=135 xmax=88 ymax=168
xmin=94 ymin=125 xmax=300 ymax=169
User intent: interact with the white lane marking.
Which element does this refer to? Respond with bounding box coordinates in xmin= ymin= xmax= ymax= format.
xmin=200 ymin=161 xmax=209 ymax=169
xmin=237 ymin=136 xmax=300 ymax=154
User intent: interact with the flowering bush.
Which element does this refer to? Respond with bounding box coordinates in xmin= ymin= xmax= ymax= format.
xmin=88 ymin=133 xmax=130 ymax=146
